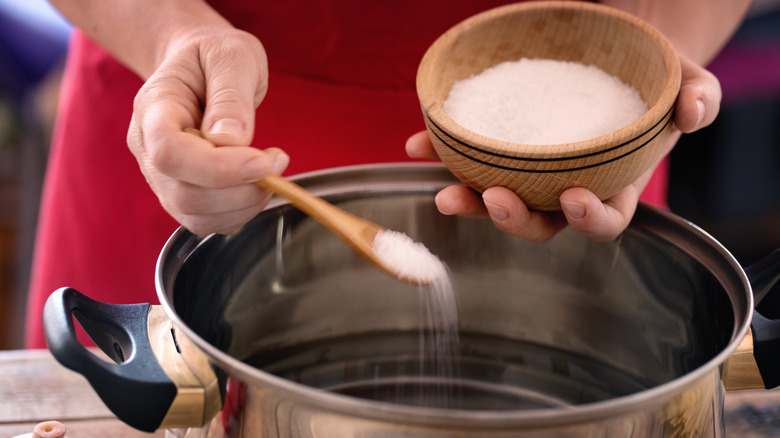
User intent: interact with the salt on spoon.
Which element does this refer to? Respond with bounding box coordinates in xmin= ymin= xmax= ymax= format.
xmin=184 ymin=128 xmax=445 ymax=285
xmin=371 ymin=229 xmax=447 ymax=285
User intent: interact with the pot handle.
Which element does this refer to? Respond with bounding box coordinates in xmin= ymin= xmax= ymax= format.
xmin=750 ymin=249 xmax=780 ymax=319
xmin=43 ymin=287 xmax=221 ymax=432
xmin=724 ymin=249 xmax=780 ymax=389
xmin=43 ymin=287 xmax=176 ymax=432
xmin=747 ymin=249 xmax=780 ymax=388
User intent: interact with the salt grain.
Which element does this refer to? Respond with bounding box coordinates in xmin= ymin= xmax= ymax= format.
xmin=443 ymin=58 xmax=648 ymax=145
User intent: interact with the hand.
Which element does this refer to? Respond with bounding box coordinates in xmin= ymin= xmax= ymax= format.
xmin=406 ymin=53 xmax=721 ymax=242
xmin=126 ymin=28 xmax=289 ymax=235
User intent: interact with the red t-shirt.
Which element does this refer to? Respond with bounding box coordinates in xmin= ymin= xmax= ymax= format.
xmin=25 ymin=1 xmax=668 ymax=348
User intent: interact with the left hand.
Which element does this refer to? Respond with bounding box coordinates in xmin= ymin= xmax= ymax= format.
xmin=406 ymin=53 xmax=721 ymax=242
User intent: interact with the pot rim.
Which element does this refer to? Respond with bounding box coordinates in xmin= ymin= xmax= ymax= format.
xmin=155 ymin=163 xmax=753 ymax=429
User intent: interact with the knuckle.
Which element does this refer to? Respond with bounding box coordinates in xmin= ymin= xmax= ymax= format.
xmin=148 ymin=138 xmax=178 ymax=175
xmin=133 ymin=77 xmax=172 ymax=110
xmin=126 ymin=122 xmax=143 ymax=155
xmin=208 ymin=87 xmax=246 ymax=109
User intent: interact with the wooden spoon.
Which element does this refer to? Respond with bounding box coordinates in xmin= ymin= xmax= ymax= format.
xmin=184 ymin=128 xmax=440 ymax=285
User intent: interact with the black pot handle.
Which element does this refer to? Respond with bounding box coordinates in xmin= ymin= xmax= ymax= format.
xmin=746 ymin=249 xmax=780 ymax=389
xmin=43 ymin=287 xmax=176 ymax=433
xmin=750 ymin=249 xmax=780 ymax=319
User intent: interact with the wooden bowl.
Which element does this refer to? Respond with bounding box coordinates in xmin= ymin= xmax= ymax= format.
xmin=416 ymin=1 xmax=681 ymax=211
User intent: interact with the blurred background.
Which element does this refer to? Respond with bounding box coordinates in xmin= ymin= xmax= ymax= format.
xmin=668 ymin=0 xmax=780 ymax=268
xmin=1 ymin=1 xmax=779 ymax=351
xmin=1 ymin=0 xmax=71 ymax=350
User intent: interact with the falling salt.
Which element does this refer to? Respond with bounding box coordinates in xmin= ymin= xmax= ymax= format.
xmin=372 ymin=229 xmax=461 ymax=407
xmin=443 ymin=58 xmax=648 ymax=145
xmin=417 ymin=267 xmax=461 ymax=408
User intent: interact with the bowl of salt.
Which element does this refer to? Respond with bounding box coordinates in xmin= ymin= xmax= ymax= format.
xmin=416 ymin=1 xmax=681 ymax=211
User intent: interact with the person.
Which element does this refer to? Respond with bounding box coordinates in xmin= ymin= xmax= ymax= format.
xmin=25 ymin=0 xmax=752 ymax=348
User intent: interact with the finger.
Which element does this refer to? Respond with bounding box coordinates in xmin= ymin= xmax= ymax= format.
xmin=559 ymin=187 xmax=637 ymax=242
xmin=674 ymin=55 xmax=722 ymax=133
xmin=405 ymin=130 xmax=440 ymax=160
xmin=434 ymin=185 xmax=488 ymax=217
xmin=482 ymin=187 xmax=567 ymax=242
xmin=146 ymin=125 xmax=289 ymax=188
xmin=200 ymin=32 xmax=269 ymax=146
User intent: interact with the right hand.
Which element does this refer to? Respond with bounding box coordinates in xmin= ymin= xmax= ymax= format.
xmin=405 ymin=53 xmax=722 ymax=243
xmin=127 ymin=27 xmax=289 ymax=235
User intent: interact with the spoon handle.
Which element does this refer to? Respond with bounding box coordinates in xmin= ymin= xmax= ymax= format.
xmin=255 ymin=174 xmax=382 ymax=260
xmin=182 ymin=128 xmax=384 ymax=272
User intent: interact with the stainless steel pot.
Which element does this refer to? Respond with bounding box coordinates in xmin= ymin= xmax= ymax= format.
xmin=43 ymin=163 xmax=780 ymax=437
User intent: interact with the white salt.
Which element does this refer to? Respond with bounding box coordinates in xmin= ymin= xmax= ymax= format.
xmin=443 ymin=58 xmax=648 ymax=145
xmin=371 ymin=229 xmax=447 ymax=284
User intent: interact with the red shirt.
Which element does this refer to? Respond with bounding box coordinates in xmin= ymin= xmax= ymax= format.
xmin=25 ymin=1 xmax=668 ymax=348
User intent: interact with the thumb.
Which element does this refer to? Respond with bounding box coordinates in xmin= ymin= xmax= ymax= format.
xmin=200 ymin=34 xmax=269 ymax=146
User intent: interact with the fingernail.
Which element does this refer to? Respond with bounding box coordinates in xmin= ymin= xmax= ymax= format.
xmin=241 ymin=157 xmax=268 ymax=182
xmin=210 ymin=118 xmax=244 ymax=136
xmin=271 ymin=152 xmax=290 ymax=175
xmin=561 ymin=200 xmax=585 ymax=219
xmin=696 ymin=99 xmax=705 ymax=127
xmin=484 ymin=201 xmax=509 ymax=221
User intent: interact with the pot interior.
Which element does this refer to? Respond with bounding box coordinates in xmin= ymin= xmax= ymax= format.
xmin=162 ymin=165 xmax=744 ymax=412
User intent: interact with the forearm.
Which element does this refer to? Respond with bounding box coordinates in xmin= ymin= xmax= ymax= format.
xmin=603 ymin=0 xmax=754 ymax=64
xmin=48 ymin=0 xmax=233 ymax=79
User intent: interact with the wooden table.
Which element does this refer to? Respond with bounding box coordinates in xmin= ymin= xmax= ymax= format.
xmin=2 ymin=349 xmax=780 ymax=437
xmin=0 ymin=349 xmax=163 ymax=438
